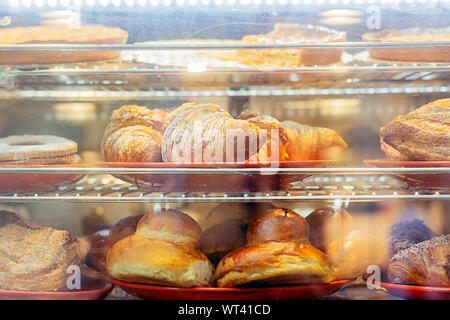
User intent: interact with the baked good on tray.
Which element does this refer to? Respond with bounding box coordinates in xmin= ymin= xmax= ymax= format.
xmin=380 ymin=98 xmax=450 ymax=161
xmin=162 ymin=103 xmax=265 ymax=162
xmin=107 ymin=210 xmax=214 ymax=287
xmin=363 ymin=27 xmax=450 ymax=62
xmin=388 ymin=234 xmax=449 ymax=287
xmin=101 ymin=105 xmax=167 ymax=162
xmin=0 ymin=25 xmax=128 ymax=64
xmin=229 ymin=23 xmax=346 ymax=67
xmin=214 ymin=208 xmax=335 ymax=287
xmin=0 ymin=211 xmax=85 ymax=291
xmin=0 ymin=134 xmax=80 ymax=165
xmin=238 ymin=110 xmax=347 ymax=161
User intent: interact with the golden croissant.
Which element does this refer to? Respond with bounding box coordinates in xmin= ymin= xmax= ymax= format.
xmin=101 ymin=105 xmax=167 ymax=162
xmin=388 ymin=234 xmax=449 ymax=287
xmin=380 ymin=98 xmax=450 ymax=161
xmin=162 ymin=103 xmax=266 ymax=162
xmin=238 ymin=110 xmax=347 ymax=161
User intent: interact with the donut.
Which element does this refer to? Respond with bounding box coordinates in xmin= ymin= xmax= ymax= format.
xmin=0 ymin=135 xmax=79 ymax=165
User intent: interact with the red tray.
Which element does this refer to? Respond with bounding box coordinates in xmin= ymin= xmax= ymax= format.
xmin=0 ymin=278 xmax=112 ymax=300
xmin=0 ymin=164 xmax=89 ymax=193
xmin=110 ymin=278 xmax=351 ymax=300
xmin=364 ymin=160 xmax=450 ymax=189
xmin=97 ymin=161 xmax=336 ymax=192
xmin=380 ymin=282 xmax=450 ymax=300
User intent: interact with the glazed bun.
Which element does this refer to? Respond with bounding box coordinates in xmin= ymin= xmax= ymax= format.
xmin=107 ymin=235 xmax=213 ymax=287
xmin=107 ymin=209 xmax=215 ymax=287
xmin=246 ymin=208 xmax=310 ymax=245
xmin=135 ymin=209 xmax=202 ymax=248
xmin=306 ymin=207 xmax=353 ymax=251
xmin=214 ymin=241 xmax=335 ymax=287
xmin=201 ymin=220 xmax=247 ymax=265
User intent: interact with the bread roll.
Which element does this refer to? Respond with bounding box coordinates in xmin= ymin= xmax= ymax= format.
xmin=107 ymin=209 xmax=214 ymax=287
xmin=107 ymin=235 xmax=214 ymax=287
xmin=247 ymin=208 xmax=310 ymax=245
xmin=215 ymin=241 xmax=335 ymax=287
xmin=306 ymin=207 xmax=354 ymax=252
xmin=135 ymin=209 xmax=202 ymax=247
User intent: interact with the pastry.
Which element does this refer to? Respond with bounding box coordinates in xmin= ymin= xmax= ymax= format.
xmin=235 ymin=24 xmax=345 ymax=67
xmin=0 ymin=211 xmax=84 ymax=292
xmin=380 ymin=99 xmax=450 ymax=161
xmin=231 ymin=24 xmax=346 ymax=67
xmin=326 ymin=230 xmax=389 ymax=280
xmin=0 ymin=135 xmax=80 ymax=165
xmin=85 ymin=215 xmax=143 ymax=274
xmin=214 ymin=207 xmax=335 ymax=287
xmin=281 ymin=120 xmax=348 ymax=160
xmin=306 ymin=207 xmax=353 ymax=252
xmin=388 ymin=234 xmax=449 ymax=287
xmin=0 ymin=25 xmax=128 ymax=64
xmin=238 ymin=110 xmax=347 ymax=161
xmin=390 ymin=219 xmax=436 ymax=257
xmin=162 ymin=103 xmax=266 ymax=163
xmin=363 ymin=27 xmax=450 ymax=62
xmin=101 ymin=105 xmax=167 ymax=162
xmin=107 ymin=210 xmax=214 ymax=287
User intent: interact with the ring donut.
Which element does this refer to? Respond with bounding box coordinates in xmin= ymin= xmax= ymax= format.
xmin=0 ymin=135 xmax=78 ymax=165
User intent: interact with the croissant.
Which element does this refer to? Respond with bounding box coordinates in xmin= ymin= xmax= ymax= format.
xmin=380 ymin=98 xmax=450 ymax=161
xmin=388 ymin=234 xmax=449 ymax=287
xmin=238 ymin=110 xmax=347 ymax=161
xmin=162 ymin=103 xmax=266 ymax=162
xmin=101 ymin=105 xmax=167 ymax=162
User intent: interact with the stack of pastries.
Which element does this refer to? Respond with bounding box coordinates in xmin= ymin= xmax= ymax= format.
xmin=101 ymin=103 xmax=347 ymax=163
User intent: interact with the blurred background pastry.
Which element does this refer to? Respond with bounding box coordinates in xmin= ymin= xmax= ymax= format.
xmin=306 ymin=206 xmax=354 ymax=252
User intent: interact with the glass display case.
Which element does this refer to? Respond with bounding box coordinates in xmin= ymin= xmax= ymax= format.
xmin=0 ymin=0 xmax=448 ymax=302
